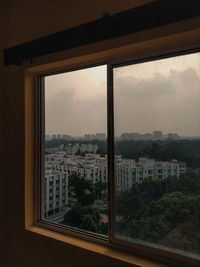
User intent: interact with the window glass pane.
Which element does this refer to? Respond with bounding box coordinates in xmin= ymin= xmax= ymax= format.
xmin=43 ymin=65 xmax=108 ymax=236
xmin=114 ymin=53 xmax=200 ymax=258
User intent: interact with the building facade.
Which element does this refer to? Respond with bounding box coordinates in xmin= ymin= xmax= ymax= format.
xmin=45 ymin=148 xmax=187 ymax=198
xmin=45 ymin=169 xmax=68 ymax=218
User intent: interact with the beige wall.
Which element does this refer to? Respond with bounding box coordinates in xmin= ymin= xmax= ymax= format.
xmin=1 ymin=1 xmax=199 ymax=266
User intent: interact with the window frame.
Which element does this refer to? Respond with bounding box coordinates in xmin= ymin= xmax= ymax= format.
xmin=25 ymin=28 xmax=200 ymax=267
xmin=37 ymin=62 xmax=109 ymax=242
xmin=110 ymin=49 xmax=200 ymax=262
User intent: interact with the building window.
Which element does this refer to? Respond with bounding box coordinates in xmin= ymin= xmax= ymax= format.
xmin=38 ymin=51 xmax=200 ymax=264
xmin=114 ymin=52 xmax=200 ymax=259
xmin=40 ymin=64 xmax=108 ymax=236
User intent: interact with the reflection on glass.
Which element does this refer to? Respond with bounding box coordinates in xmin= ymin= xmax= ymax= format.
xmin=114 ymin=53 xmax=200 ymax=258
xmin=43 ymin=65 xmax=108 ymax=236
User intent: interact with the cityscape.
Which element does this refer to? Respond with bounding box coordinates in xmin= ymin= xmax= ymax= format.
xmin=43 ymin=130 xmax=200 ymax=254
xmin=43 ymin=53 xmax=200 ymax=256
xmin=44 ymin=131 xmax=188 ymax=220
xmin=45 ymin=130 xmax=200 ymax=142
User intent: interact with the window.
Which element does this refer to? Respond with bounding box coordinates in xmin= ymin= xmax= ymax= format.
xmin=35 ymin=49 xmax=200 ymax=265
xmin=41 ymin=65 xmax=108 ymax=236
xmin=114 ymin=52 xmax=200 ymax=258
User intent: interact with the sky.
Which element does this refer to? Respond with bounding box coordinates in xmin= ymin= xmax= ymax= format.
xmin=45 ymin=52 xmax=200 ymax=137
xmin=45 ymin=65 xmax=107 ymax=136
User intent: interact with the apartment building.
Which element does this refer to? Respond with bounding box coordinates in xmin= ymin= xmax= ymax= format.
xmin=46 ymin=152 xmax=186 ymax=193
xmin=47 ymin=153 xmax=107 ymax=184
xmin=116 ymin=157 xmax=186 ymax=191
xmin=45 ymin=170 xmax=68 ymax=218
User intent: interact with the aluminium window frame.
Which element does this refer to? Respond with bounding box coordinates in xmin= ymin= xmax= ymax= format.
xmin=110 ymin=48 xmax=200 ymax=265
xmin=35 ymin=48 xmax=200 ymax=267
xmin=37 ymin=62 xmax=109 ymax=243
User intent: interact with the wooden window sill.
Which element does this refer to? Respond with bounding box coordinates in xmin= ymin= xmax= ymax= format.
xmin=26 ymin=225 xmax=167 ymax=267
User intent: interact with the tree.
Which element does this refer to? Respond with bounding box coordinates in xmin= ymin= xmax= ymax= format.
xmin=68 ymin=174 xmax=95 ymax=206
xmin=115 ymin=173 xmax=200 ymax=253
xmin=94 ymin=181 xmax=106 ymax=201
xmin=64 ymin=204 xmax=101 ymax=232
xmin=63 ymin=174 xmax=108 ymax=234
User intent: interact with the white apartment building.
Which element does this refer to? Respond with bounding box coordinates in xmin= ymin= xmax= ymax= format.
xmin=59 ymin=143 xmax=98 ymax=155
xmin=45 ymin=152 xmax=187 ymax=208
xmin=80 ymin=143 xmax=98 ymax=154
xmin=65 ymin=143 xmax=80 ymax=155
xmin=45 ymin=154 xmax=107 ymax=210
xmin=53 ymin=154 xmax=107 ymax=184
xmin=45 ymin=169 xmax=68 ymax=218
xmin=116 ymin=157 xmax=186 ymax=191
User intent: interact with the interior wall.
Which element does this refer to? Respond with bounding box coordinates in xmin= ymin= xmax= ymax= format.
xmin=1 ymin=1 xmax=155 ymax=267
xmin=1 ymin=3 xmax=6 ymax=265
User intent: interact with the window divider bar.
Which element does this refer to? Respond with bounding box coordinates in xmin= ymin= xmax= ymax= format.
xmin=37 ymin=76 xmax=46 ymax=221
xmin=107 ymin=64 xmax=115 ymax=242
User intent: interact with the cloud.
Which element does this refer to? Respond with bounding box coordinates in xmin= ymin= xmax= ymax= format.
xmin=115 ymin=72 xmax=173 ymax=99
xmin=45 ymin=87 xmax=106 ymax=135
xmin=114 ymin=68 xmax=200 ymax=136
xmin=45 ymin=66 xmax=200 ymax=137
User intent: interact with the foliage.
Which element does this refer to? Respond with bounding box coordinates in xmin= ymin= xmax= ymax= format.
xmin=116 ymin=172 xmax=200 ymax=254
xmin=51 ymin=139 xmax=200 ymax=251
xmin=63 ymin=174 xmax=107 ymax=234
xmin=64 ymin=204 xmax=101 ymax=232
xmin=68 ymin=174 xmax=95 ymax=206
xmin=115 ymin=140 xmax=200 ymax=168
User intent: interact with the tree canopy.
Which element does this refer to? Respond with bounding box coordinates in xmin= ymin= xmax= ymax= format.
xmin=116 ymin=172 xmax=200 ymax=254
xmin=63 ymin=174 xmax=108 ymax=234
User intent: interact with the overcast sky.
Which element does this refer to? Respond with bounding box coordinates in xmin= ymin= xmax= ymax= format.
xmin=45 ymin=65 xmax=107 ymax=136
xmin=45 ymin=53 xmax=200 ymax=137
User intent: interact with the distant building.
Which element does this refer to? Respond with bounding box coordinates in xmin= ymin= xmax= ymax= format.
xmin=121 ymin=132 xmax=140 ymax=140
xmin=84 ymin=134 xmax=95 ymax=140
xmin=95 ymin=133 xmax=106 ymax=140
xmin=62 ymin=134 xmax=71 ymax=140
xmin=59 ymin=143 xmax=98 ymax=155
xmin=84 ymin=133 xmax=106 ymax=140
xmin=45 ymin=134 xmax=51 ymax=141
xmin=120 ymin=131 xmax=181 ymax=141
xmin=153 ymin=131 xmax=162 ymax=140
xmin=80 ymin=143 xmax=98 ymax=153
xmin=167 ymin=133 xmax=179 ymax=140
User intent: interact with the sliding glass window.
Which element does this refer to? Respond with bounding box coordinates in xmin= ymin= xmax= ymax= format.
xmin=39 ymin=51 xmax=200 ymax=262
xmin=114 ymin=53 xmax=200 ymax=258
xmin=41 ymin=65 xmax=108 ymax=236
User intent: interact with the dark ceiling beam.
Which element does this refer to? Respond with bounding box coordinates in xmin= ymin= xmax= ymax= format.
xmin=3 ymin=0 xmax=200 ymax=66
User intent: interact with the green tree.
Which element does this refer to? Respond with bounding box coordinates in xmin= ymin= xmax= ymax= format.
xmin=68 ymin=174 xmax=95 ymax=206
xmin=63 ymin=174 xmax=108 ymax=234
xmin=115 ymin=173 xmax=200 ymax=253
xmin=94 ymin=181 xmax=106 ymax=201
xmin=64 ymin=204 xmax=101 ymax=232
